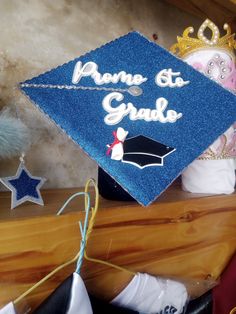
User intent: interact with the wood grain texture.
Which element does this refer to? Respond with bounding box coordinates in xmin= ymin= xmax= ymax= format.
xmin=0 ymin=186 xmax=235 ymax=311
xmin=165 ymin=0 xmax=236 ymax=31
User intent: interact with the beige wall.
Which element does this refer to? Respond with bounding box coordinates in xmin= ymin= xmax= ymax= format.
xmin=0 ymin=0 xmax=200 ymax=189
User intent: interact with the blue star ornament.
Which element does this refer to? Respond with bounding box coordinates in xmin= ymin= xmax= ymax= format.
xmin=20 ymin=32 xmax=236 ymax=206
xmin=0 ymin=162 xmax=46 ymax=209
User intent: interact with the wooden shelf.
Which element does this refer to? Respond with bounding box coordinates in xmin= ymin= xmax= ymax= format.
xmin=0 ymin=185 xmax=235 ymax=311
xmin=0 ymin=180 xmax=221 ymax=220
xmin=165 ymin=0 xmax=236 ymax=31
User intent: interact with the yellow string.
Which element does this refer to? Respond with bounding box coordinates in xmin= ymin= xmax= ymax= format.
xmin=83 ymin=178 xmax=136 ymax=276
xmin=14 ymin=180 xmax=94 ymax=305
xmin=230 ymin=307 xmax=236 ymax=314
xmin=14 ymin=178 xmax=134 ymax=306
xmin=14 ymin=249 xmax=82 ymax=305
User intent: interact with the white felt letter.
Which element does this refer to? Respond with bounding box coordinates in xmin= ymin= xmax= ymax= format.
xmin=72 ymin=61 xmax=97 ymax=84
xmin=155 ymin=69 xmax=190 ymax=88
xmin=102 ymin=92 xmax=130 ymax=125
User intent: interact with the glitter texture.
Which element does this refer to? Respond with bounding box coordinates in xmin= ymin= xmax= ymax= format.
xmin=20 ymin=32 xmax=236 ymax=206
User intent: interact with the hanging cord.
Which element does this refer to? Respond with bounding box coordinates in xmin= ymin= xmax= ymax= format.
xmin=81 ymin=179 xmax=136 ymax=276
xmin=14 ymin=179 xmax=135 ymax=306
xmin=20 ymin=83 xmax=143 ymax=97
xmin=14 ymin=190 xmax=90 ymax=306
xmin=57 ymin=191 xmax=91 ymax=274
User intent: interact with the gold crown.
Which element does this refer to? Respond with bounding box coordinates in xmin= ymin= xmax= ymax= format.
xmin=170 ymin=19 xmax=236 ymax=59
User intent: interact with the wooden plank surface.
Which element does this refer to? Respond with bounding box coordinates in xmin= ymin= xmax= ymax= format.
xmin=0 ymin=180 xmax=214 ymax=220
xmin=0 ymin=186 xmax=236 ymax=312
xmin=165 ymin=0 xmax=236 ymax=31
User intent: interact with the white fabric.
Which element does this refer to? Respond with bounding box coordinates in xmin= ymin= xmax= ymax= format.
xmin=182 ymin=159 xmax=235 ymax=194
xmin=111 ymin=273 xmax=188 ymax=314
xmin=0 ymin=303 xmax=16 ymax=314
xmin=66 ymin=272 xmax=93 ymax=314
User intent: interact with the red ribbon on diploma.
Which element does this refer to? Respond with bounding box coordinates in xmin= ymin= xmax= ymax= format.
xmin=106 ymin=131 xmax=123 ymax=156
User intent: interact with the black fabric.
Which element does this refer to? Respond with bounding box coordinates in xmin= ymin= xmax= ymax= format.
xmin=33 ymin=275 xmax=73 ymax=314
xmin=186 ymin=291 xmax=212 ymax=314
xmin=90 ymin=295 xmax=137 ymax=314
xmin=98 ymin=167 xmax=135 ymax=201
xmin=33 ymin=274 xmax=137 ymax=314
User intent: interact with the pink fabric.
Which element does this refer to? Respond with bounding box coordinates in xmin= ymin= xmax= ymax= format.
xmin=196 ymin=59 xmax=236 ymax=160
xmin=223 ymin=61 xmax=236 ymax=90
xmin=200 ymin=126 xmax=236 ymax=159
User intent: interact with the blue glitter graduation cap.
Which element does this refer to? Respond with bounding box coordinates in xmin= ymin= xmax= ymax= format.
xmin=20 ymin=32 xmax=236 ymax=206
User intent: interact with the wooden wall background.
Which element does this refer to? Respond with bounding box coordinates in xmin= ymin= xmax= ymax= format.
xmin=165 ymin=0 xmax=236 ymax=31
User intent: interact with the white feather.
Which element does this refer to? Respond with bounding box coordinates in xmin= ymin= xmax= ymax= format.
xmin=0 ymin=109 xmax=31 ymax=159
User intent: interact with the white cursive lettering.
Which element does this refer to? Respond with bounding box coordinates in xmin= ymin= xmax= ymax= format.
xmin=72 ymin=61 xmax=147 ymax=86
xmin=155 ymin=68 xmax=190 ymax=88
xmin=102 ymin=92 xmax=182 ymax=125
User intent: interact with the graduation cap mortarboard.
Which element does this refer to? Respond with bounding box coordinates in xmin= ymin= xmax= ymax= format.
xmin=123 ymin=136 xmax=175 ymax=168
xmin=20 ymin=31 xmax=236 ymax=206
xmin=107 ymin=131 xmax=175 ymax=169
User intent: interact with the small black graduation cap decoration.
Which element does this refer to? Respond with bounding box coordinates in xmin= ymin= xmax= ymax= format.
xmin=107 ymin=128 xmax=175 ymax=169
xmin=123 ymin=135 xmax=175 ymax=168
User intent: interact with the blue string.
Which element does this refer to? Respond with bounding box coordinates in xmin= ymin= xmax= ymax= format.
xmin=56 ymin=191 xmax=88 ymax=215
xmin=56 ymin=191 xmax=91 ymax=274
xmin=75 ymin=193 xmax=90 ymax=273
